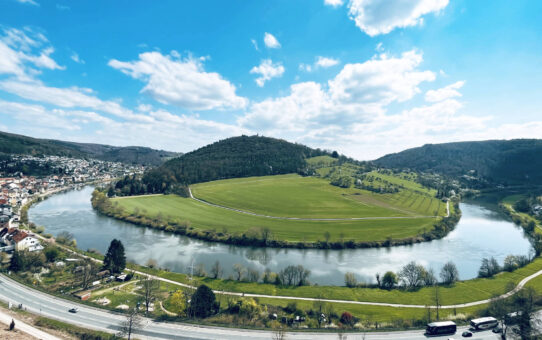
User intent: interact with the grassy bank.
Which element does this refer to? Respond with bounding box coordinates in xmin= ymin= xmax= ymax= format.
xmin=93 ymin=174 xmax=461 ymax=249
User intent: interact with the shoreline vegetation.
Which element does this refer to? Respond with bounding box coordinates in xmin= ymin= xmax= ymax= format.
xmin=91 ymin=188 xmax=461 ymax=249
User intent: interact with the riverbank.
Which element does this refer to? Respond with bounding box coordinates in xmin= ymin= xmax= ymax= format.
xmin=92 ymin=188 xmax=462 ymax=250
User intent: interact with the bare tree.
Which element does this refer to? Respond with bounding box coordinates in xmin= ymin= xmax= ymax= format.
xmin=142 ymin=276 xmax=160 ymax=315
xmin=118 ymin=307 xmax=144 ymax=340
xmin=78 ymin=259 xmax=97 ymax=289
xmin=440 ymin=261 xmax=459 ymax=285
xmin=272 ymin=326 xmax=287 ymax=340
xmin=211 ymin=260 xmax=222 ymax=279
xmin=233 ymin=263 xmax=245 ymax=281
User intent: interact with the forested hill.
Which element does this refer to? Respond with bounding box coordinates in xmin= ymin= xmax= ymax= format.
xmin=141 ymin=135 xmax=328 ymax=192
xmin=0 ymin=131 xmax=179 ymax=166
xmin=374 ymin=139 xmax=542 ymax=185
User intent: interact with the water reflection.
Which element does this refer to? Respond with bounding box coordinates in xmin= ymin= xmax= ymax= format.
xmin=28 ymin=186 xmax=534 ymax=286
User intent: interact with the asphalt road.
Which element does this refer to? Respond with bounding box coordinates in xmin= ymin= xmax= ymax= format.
xmin=0 ymin=274 xmax=503 ymax=340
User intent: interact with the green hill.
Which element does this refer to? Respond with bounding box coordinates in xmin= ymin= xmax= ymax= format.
xmin=0 ymin=130 xmax=179 ymax=166
xmin=374 ymin=139 xmax=542 ymax=185
xmin=141 ymin=135 xmax=330 ymax=193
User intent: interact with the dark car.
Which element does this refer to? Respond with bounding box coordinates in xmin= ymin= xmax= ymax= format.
xmin=492 ymin=326 xmax=503 ymax=333
xmin=69 ymin=307 xmax=78 ymax=313
xmin=462 ymin=331 xmax=473 ymax=337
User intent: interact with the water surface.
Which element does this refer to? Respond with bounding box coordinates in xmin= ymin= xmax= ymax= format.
xmin=28 ymin=186 xmax=533 ymax=285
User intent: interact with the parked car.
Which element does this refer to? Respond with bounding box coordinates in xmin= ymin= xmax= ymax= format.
xmin=69 ymin=307 xmax=78 ymax=313
xmin=462 ymin=331 xmax=473 ymax=337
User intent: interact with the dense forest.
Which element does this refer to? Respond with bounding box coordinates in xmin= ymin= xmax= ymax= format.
xmin=0 ymin=130 xmax=179 ymax=166
xmin=374 ymin=139 xmax=542 ymax=186
xmin=111 ymin=135 xmax=331 ymax=195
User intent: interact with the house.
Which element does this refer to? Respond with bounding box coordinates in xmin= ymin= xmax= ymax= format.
xmin=0 ymin=215 xmax=9 ymax=229
xmin=0 ymin=227 xmax=43 ymax=252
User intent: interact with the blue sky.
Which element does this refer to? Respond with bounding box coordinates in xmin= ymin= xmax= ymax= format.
xmin=1 ymin=0 xmax=542 ymax=160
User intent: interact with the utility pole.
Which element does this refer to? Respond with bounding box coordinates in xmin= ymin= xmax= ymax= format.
xmin=435 ymin=283 xmax=440 ymax=321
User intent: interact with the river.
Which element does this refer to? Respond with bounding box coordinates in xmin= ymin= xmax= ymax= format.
xmin=28 ymin=186 xmax=534 ymax=285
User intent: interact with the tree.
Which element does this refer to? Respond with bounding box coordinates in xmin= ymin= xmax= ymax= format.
xmin=103 ymin=239 xmax=126 ymax=274
xmin=78 ymin=259 xmax=97 ymax=289
xmin=142 ymin=276 xmax=160 ymax=315
xmin=233 ymin=263 xmax=245 ymax=281
xmin=272 ymin=326 xmax=287 ymax=340
xmin=169 ymin=290 xmax=187 ymax=316
xmin=375 ymin=273 xmax=381 ymax=288
xmin=344 ymin=272 xmax=357 ymax=288
xmin=398 ymin=262 xmax=426 ymax=289
xmin=56 ymin=231 xmax=75 ymax=246
xmin=324 ymin=231 xmax=331 ymax=243
xmin=440 ymin=261 xmax=459 ymax=285
xmin=422 ymin=268 xmax=437 ymax=286
xmin=118 ymin=307 xmax=143 ymax=340
xmin=9 ymin=250 xmax=23 ymax=272
xmin=478 ymin=257 xmax=501 ymax=278
xmin=382 ymin=271 xmax=397 ymax=290
xmin=278 ymin=265 xmax=310 ymax=286
xmin=44 ymin=247 xmax=60 ymax=262
xmin=488 ymin=295 xmax=510 ymax=337
xmin=247 ymin=268 xmax=260 ymax=282
xmin=211 ymin=260 xmax=222 ymax=279
xmin=313 ymin=295 xmax=326 ymax=328
xmin=189 ymin=284 xmax=218 ymax=318
xmin=340 ymin=311 xmax=355 ymax=327
xmin=513 ymin=287 xmax=537 ymax=339
xmin=9 ymin=319 xmax=14 ymax=331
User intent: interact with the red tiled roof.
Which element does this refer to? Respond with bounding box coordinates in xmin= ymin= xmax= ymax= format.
xmin=12 ymin=230 xmax=29 ymax=243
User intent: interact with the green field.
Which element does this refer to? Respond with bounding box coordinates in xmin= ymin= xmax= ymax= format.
xmin=111 ymin=173 xmax=450 ymax=243
xmin=191 ymin=174 xmax=445 ymax=218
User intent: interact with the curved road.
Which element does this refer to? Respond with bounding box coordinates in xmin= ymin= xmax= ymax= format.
xmin=188 ymin=188 xmax=449 ymax=221
xmin=0 ymin=274 xmax=500 ymax=340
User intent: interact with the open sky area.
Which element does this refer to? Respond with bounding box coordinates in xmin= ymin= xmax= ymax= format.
xmin=1 ymin=0 xmax=542 ymax=160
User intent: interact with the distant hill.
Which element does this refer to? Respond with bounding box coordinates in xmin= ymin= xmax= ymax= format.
xmin=0 ymin=131 xmax=180 ymax=166
xmin=141 ymin=135 xmax=328 ymax=193
xmin=374 ymin=139 xmax=542 ymax=185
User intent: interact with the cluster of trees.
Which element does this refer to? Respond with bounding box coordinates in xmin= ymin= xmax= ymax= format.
xmin=329 ymin=175 xmax=352 ymax=188
xmin=514 ymin=195 xmax=542 ymax=214
xmin=103 ymin=239 xmax=126 ymax=274
xmin=478 ymin=255 xmax=530 ymax=278
xmin=186 ymin=261 xmax=312 ymax=287
xmin=346 ymin=261 xmax=460 ymax=290
xmin=135 ymin=135 xmax=330 ymax=194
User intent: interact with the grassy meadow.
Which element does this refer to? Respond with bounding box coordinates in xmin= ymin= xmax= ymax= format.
xmin=113 ymin=193 xmax=438 ymax=243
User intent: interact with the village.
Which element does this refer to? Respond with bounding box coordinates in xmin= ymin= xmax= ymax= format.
xmin=0 ymin=155 xmax=144 ymax=255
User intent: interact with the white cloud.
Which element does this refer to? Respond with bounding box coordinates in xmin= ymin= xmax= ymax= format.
xmin=241 ymin=50 xmax=434 ymax=134
xmin=15 ymin=0 xmax=39 ymax=6
xmin=315 ymin=56 xmax=340 ymax=68
xmin=251 ymin=39 xmax=259 ymax=51
xmin=0 ymin=28 xmax=64 ymax=79
xmin=300 ymin=56 xmax=340 ymax=73
xmin=0 ymin=79 xmax=151 ymax=122
xmin=324 ymin=0 xmax=344 ymax=7
xmin=250 ymin=59 xmax=285 ymax=87
xmin=70 ymin=52 xmax=85 ymax=64
xmin=425 ymin=81 xmax=465 ymax=102
xmin=348 ymin=0 xmax=449 ymax=36
xmin=108 ymin=51 xmax=247 ymax=111
xmin=263 ymin=33 xmax=281 ymax=49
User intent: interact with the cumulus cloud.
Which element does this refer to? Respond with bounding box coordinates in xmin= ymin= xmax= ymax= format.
xmin=241 ymin=50 xmax=435 ymax=134
xmin=108 ymin=51 xmax=247 ymax=111
xmin=250 ymin=59 xmax=285 ymax=87
xmin=348 ymin=0 xmax=449 ymax=36
xmin=0 ymin=28 xmax=64 ymax=79
xmin=263 ymin=33 xmax=281 ymax=49
xmin=324 ymin=0 xmax=344 ymax=7
xmin=425 ymin=81 xmax=465 ymax=102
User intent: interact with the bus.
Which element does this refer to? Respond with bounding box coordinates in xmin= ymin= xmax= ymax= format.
xmin=470 ymin=317 xmax=499 ymax=330
xmin=425 ymin=321 xmax=457 ymax=336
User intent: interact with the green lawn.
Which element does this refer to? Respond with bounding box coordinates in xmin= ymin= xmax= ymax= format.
xmin=191 ymin=174 xmax=445 ymax=218
xmin=113 ymin=193 xmax=438 ymax=243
